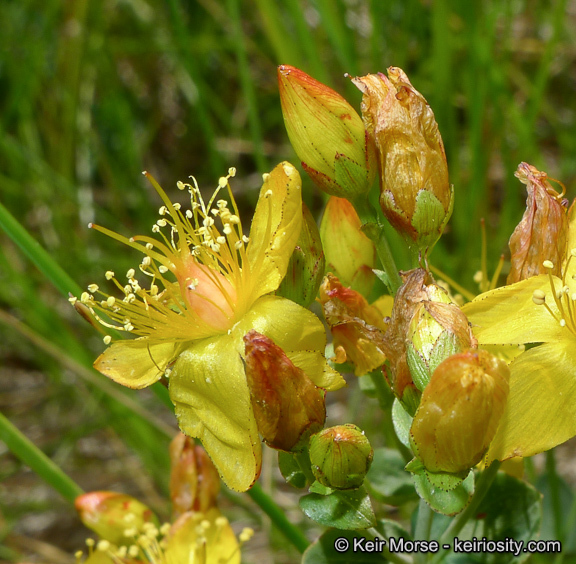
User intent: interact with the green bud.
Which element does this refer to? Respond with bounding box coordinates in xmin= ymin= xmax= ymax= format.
xmin=309 ymin=424 xmax=373 ymax=490
xmin=277 ymin=203 xmax=325 ymax=307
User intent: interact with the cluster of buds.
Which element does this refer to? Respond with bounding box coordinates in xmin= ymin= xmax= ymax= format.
xmin=279 ymin=65 xmax=453 ymax=255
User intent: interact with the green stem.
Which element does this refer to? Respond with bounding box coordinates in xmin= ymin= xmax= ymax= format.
xmin=433 ymin=461 xmax=501 ymax=563
xmin=246 ymin=482 xmax=309 ymax=553
xmin=0 ymin=411 xmax=84 ymax=503
xmin=414 ymin=499 xmax=433 ymax=564
xmin=546 ymin=450 xmax=563 ymax=543
xmin=351 ymin=196 xmax=402 ymax=295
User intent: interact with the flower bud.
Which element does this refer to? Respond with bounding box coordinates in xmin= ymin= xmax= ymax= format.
xmin=405 ymin=298 xmax=476 ymax=392
xmin=243 ymin=330 xmax=325 ymax=452
xmin=309 ymin=424 xmax=373 ymax=489
xmin=507 ymin=162 xmax=569 ymax=283
xmin=352 ymin=68 xmax=453 ymax=252
xmin=320 ymin=196 xmax=377 ymax=297
xmin=383 ymin=269 xmax=470 ymax=412
xmin=278 ymin=65 xmax=376 ymax=198
xmin=319 ymin=274 xmax=389 ymax=376
xmin=169 ymin=433 xmax=221 ymax=518
xmin=410 ymin=350 xmax=509 ymax=474
xmin=75 ymin=491 xmax=158 ymax=545
xmin=277 ymin=203 xmax=325 ymax=307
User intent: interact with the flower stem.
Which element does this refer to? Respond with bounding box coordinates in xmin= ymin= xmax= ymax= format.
xmin=0 ymin=411 xmax=84 ymax=503
xmin=414 ymin=499 xmax=433 ymax=564
xmin=246 ymin=482 xmax=309 ymax=553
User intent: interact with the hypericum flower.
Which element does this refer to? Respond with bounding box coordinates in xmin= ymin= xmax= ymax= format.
xmin=352 ymin=68 xmax=453 ymax=254
xmin=74 ymin=163 xmax=344 ymax=491
xmin=462 ymin=200 xmax=576 ymax=461
xmin=507 ymin=162 xmax=569 ymax=284
xmin=75 ymin=498 xmax=249 ymax=564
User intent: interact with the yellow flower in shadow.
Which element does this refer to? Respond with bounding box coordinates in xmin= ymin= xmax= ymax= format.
xmin=75 ymin=162 xmax=344 ymax=491
xmin=462 ymin=202 xmax=576 ymax=461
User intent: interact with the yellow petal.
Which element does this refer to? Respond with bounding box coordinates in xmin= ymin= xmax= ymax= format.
xmin=93 ymin=340 xmax=176 ymax=389
xmin=246 ymin=162 xmax=303 ymax=302
xmin=568 ymin=200 xmax=576 ymax=279
xmin=239 ymin=295 xmax=346 ymax=390
xmin=169 ymin=332 xmax=261 ymax=492
xmin=487 ymin=339 xmax=576 ymax=461
xmin=462 ymin=275 xmax=565 ymax=344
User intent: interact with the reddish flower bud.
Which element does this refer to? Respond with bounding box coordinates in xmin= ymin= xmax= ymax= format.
xmin=319 ymin=274 xmax=389 ymax=376
xmin=278 ymin=65 xmax=376 ymax=198
xmin=243 ymin=330 xmax=326 ymax=452
xmin=507 ymin=162 xmax=569 ymax=283
xmin=410 ymin=350 xmax=510 ymax=474
xmin=169 ymin=433 xmax=221 ymax=518
xmin=352 ymin=68 xmax=453 ymax=252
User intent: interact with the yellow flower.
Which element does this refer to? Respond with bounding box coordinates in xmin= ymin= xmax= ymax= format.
xmin=76 ymin=162 xmax=344 ymax=491
xmin=77 ymin=506 xmax=248 ymax=564
xmin=462 ymin=202 xmax=576 ymax=461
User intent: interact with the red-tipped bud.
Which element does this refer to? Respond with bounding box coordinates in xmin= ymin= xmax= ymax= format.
xmin=244 ymin=330 xmax=326 ymax=452
xmin=278 ymin=65 xmax=376 ymax=198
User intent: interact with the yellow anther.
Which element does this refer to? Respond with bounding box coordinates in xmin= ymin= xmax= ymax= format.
xmin=473 ymin=271 xmax=483 ymax=283
xmin=107 ymin=296 xmax=116 ymax=307
xmin=88 ymin=284 xmax=99 ymax=293
xmin=543 ymin=260 xmax=554 ymax=269
xmin=105 ymin=271 xmax=115 ymax=280
xmin=159 ymin=206 xmax=167 ymax=215
xmin=103 ymin=335 xmax=112 ymax=345
xmin=228 ymin=167 xmax=236 ymax=176
xmin=81 ymin=292 xmax=91 ymax=303
xmin=159 ymin=265 xmax=168 ymax=274
xmin=532 ymin=289 xmax=546 ymax=305
xmin=145 ymin=243 xmax=153 ymax=250
xmin=177 ymin=180 xmax=186 ymax=190
xmin=126 ymin=269 xmax=136 ymax=279
xmin=152 ymin=224 xmax=160 ymax=233
xmin=68 ymin=296 xmax=78 ymax=304
xmin=97 ymin=540 xmax=110 ymax=552
xmin=265 ymin=189 xmax=273 ymax=197
xmin=229 ymin=215 xmax=240 ymax=224
xmin=239 ymin=527 xmax=254 ymax=543
xmin=234 ymin=241 xmax=243 ymax=250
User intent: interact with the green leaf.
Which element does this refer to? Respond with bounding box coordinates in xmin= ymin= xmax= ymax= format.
xmin=366 ymin=448 xmax=417 ymax=505
xmin=392 ymin=399 xmax=413 ymax=449
xmin=442 ymin=472 xmax=542 ymax=564
xmin=302 ymin=529 xmax=387 ymax=563
xmin=278 ymin=451 xmax=307 ymax=489
xmin=412 ymin=468 xmax=474 ymax=516
xmin=300 ymin=486 xmax=376 ymax=530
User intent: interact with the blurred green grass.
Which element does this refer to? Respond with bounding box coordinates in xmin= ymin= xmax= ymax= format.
xmin=1 ymin=0 xmax=575 ymax=561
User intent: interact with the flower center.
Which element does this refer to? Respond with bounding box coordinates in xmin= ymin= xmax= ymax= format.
xmin=72 ymin=168 xmax=252 ymax=344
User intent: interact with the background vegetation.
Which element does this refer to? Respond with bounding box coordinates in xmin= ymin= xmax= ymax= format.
xmin=1 ymin=0 xmax=575 ymax=561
